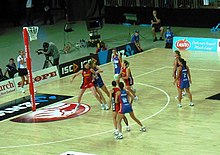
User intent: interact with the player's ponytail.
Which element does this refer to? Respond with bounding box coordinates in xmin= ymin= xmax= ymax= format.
xmin=124 ymin=60 xmax=130 ymax=68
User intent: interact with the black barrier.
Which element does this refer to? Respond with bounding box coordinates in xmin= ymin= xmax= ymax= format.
xmin=58 ymin=54 xmax=99 ymax=78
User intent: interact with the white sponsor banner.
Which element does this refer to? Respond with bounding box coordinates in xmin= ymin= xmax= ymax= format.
xmin=14 ymin=66 xmax=60 ymax=91
xmin=0 ymin=79 xmax=16 ymax=97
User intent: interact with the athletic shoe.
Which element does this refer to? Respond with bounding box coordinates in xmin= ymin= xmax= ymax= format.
xmin=115 ymin=133 xmax=123 ymax=140
xmin=153 ymin=37 xmax=158 ymax=42
xmin=34 ymin=89 xmax=37 ymax=93
xmin=134 ymin=96 xmax=138 ymax=102
xmin=159 ymin=37 xmax=164 ymax=41
xmin=105 ymin=104 xmax=109 ymax=110
xmin=113 ymin=129 xmax=119 ymax=136
xmin=140 ymin=126 xmax=146 ymax=132
xmin=125 ymin=126 xmax=131 ymax=132
xmin=175 ymin=94 xmax=185 ymax=99
xmin=101 ymin=104 xmax=105 ymax=110
xmin=189 ymin=102 xmax=194 ymax=107
xmin=177 ymin=103 xmax=182 ymax=108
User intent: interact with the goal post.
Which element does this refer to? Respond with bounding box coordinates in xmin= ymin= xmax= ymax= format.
xmin=22 ymin=26 xmax=39 ymax=111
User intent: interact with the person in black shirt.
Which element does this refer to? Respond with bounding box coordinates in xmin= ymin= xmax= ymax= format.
xmin=4 ymin=58 xmax=18 ymax=78
xmin=151 ymin=10 xmax=164 ymax=42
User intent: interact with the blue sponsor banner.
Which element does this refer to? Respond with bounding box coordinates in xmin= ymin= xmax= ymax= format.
xmin=173 ymin=36 xmax=218 ymax=52
xmin=98 ymin=50 xmax=109 ymax=65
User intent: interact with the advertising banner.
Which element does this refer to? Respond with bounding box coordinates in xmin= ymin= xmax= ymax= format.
xmin=173 ymin=36 xmax=218 ymax=52
xmin=0 ymin=79 xmax=16 ymax=97
xmin=14 ymin=66 xmax=59 ymax=91
xmin=58 ymin=54 xmax=99 ymax=78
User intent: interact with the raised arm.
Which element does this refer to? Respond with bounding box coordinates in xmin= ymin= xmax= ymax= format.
xmin=71 ymin=70 xmax=82 ymax=82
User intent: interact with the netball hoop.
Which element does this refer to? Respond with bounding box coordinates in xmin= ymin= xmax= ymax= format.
xmin=24 ymin=26 xmax=39 ymax=41
xmin=22 ymin=26 xmax=39 ymax=111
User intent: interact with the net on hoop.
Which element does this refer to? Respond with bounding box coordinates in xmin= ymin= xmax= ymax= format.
xmin=24 ymin=26 xmax=39 ymax=41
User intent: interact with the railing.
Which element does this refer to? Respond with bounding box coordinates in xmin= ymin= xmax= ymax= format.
xmin=104 ymin=0 xmax=220 ymax=8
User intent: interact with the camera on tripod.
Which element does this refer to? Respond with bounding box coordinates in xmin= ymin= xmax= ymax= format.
xmin=35 ymin=49 xmax=53 ymax=69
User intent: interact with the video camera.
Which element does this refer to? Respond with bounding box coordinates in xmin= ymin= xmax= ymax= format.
xmin=35 ymin=49 xmax=52 ymax=58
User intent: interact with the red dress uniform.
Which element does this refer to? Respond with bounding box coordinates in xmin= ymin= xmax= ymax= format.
xmin=111 ymin=87 xmax=120 ymax=112
xmin=80 ymin=69 xmax=94 ymax=89
xmin=121 ymin=67 xmax=134 ymax=86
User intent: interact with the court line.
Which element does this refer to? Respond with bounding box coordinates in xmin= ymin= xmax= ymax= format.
xmin=165 ymin=66 xmax=220 ymax=72
xmin=0 ymin=66 xmax=170 ymax=149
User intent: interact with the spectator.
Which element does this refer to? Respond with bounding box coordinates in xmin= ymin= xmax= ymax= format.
xmin=43 ymin=0 xmax=54 ymax=25
xmin=4 ymin=58 xmax=18 ymax=78
xmin=131 ymin=30 xmax=143 ymax=52
xmin=96 ymin=41 xmax=107 ymax=53
xmin=26 ymin=0 xmax=34 ymax=26
xmin=165 ymin=26 xmax=174 ymax=49
xmin=151 ymin=10 xmax=164 ymax=42
xmin=0 ymin=68 xmax=8 ymax=82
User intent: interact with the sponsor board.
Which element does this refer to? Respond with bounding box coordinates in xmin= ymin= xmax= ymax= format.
xmin=0 ymin=93 xmax=72 ymax=121
xmin=11 ymin=102 xmax=90 ymax=123
xmin=58 ymin=54 xmax=99 ymax=78
xmin=105 ymin=43 xmax=137 ymax=64
xmin=173 ymin=36 xmax=218 ymax=52
xmin=13 ymin=66 xmax=59 ymax=91
xmin=218 ymin=39 xmax=220 ymax=53
xmin=0 ymin=79 xmax=16 ymax=96
xmin=113 ymin=43 xmax=137 ymax=57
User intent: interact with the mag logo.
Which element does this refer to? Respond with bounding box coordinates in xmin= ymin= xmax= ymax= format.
xmin=176 ymin=39 xmax=190 ymax=50
xmin=11 ymin=102 xmax=90 ymax=123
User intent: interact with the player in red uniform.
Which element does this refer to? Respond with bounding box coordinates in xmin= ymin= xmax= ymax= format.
xmin=71 ymin=62 xmax=102 ymax=109
xmin=109 ymin=81 xmax=130 ymax=135
xmin=120 ymin=60 xmax=138 ymax=101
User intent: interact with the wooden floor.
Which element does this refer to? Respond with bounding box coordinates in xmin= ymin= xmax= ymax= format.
xmin=0 ymin=48 xmax=220 ymax=155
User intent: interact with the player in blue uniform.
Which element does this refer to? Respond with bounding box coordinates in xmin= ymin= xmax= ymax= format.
xmin=173 ymin=58 xmax=193 ymax=107
xmin=89 ymin=60 xmax=110 ymax=110
xmin=109 ymin=81 xmax=130 ymax=135
xmin=112 ymin=49 xmax=122 ymax=82
xmin=114 ymin=82 xmax=146 ymax=139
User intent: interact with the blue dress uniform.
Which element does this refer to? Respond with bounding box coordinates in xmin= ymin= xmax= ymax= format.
xmin=119 ymin=90 xmax=133 ymax=114
xmin=94 ymin=67 xmax=104 ymax=88
xmin=179 ymin=66 xmax=190 ymax=89
xmin=112 ymin=55 xmax=121 ymax=74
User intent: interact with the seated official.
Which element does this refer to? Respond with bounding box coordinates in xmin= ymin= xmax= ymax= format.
xmin=4 ymin=58 xmax=18 ymax=78
xmin=151 ymin=10 xmax=164 ymax=42
xmin=131 ymin=30 xmax=143 ymax=52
